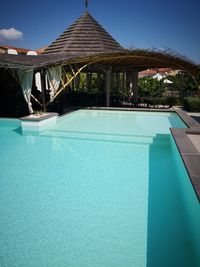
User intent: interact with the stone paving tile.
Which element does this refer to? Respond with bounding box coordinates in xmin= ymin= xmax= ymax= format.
xmin=188 ymin=134 xmax=200 ymax=154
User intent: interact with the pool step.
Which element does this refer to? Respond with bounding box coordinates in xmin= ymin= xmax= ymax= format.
xmin=40 ymin=129 xmax=157 ymax=145
xmin=151 ymin=134 xmax=171 ymax=146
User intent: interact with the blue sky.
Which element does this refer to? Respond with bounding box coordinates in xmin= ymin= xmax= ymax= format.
xmin=0 ymin=0 xmax=200 ymax=63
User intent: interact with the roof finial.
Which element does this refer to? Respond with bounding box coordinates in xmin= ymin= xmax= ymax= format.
xmin=85 ymin=0 xmax=88 ymax=10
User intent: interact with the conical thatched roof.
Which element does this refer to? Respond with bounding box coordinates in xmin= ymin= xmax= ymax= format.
xmin=43 ymin=11 xmax=124 ymax=55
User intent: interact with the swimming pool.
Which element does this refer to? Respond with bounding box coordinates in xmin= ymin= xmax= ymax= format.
xmin=0 ymin=110 xmax=200 ymax=267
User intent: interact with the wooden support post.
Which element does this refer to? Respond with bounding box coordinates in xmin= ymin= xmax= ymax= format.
xmin=74 ymin=73 xmax=80 ymax=90
xmin=97 ymin=73 xmax=102 ymax=91
xmin=71 ymin=78 xmax=75 ymax=91
xmin=41 ymin=69 xmax=46 ymax=112
xmin=121 ymin=71 xmax=125 ymax=101
xmin=106 ymin=68 xmax=111 ymax=107
xmin=132 ymin=71 xmax=139 ymax=106
xmin=126 ymin=71 xmax=131 ymax=92
xmin=121 ymin=71 xmax=125 ymax=90
xmin=111 ymin=71 xmax=114 ymax=97
xmin=86 ymin=72 xmax=92 ymax=91
xmin=116 ymin=72 xmax=120 ymax=90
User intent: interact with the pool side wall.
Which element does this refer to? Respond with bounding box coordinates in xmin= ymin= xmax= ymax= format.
xmin=170 ymin=136 xmax=200 ymax=266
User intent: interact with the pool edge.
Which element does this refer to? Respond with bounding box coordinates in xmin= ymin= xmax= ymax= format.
xmin=170 ymin=109 xmax=200 ymax=202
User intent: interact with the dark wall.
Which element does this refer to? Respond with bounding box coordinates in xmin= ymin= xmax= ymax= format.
xmin=0 ymin=69 xmax=28 ymax=118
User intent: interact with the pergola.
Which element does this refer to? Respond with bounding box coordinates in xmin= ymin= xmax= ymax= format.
xmin=0 ymin=10 xmax=199 ymax=113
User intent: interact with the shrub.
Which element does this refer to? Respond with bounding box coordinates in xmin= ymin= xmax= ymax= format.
xmin=183 ymin=97 xmax=200 ymax=112
xmin=165 ymin=96 xmax=178 ymax=107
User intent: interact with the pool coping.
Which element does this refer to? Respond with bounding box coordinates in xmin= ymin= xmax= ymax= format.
xmin=87 ymin=106 xmax=173 ymax=112
xmin=170 ymin=109 xmax=200 ymax=202
xmin=20 ymin=112 xmax=58 ymax=131
xmin=20 ymin=112 xmax=58 ymax=122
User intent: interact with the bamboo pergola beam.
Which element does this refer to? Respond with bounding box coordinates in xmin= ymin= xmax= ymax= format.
xmin=46 ymin=62 xmax=92 ymax=107
xmin=31 ymin=94 xmax=43 ymax=107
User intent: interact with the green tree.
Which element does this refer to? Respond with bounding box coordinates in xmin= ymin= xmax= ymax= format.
xmin=166 ymin=72 xmax=199 ymax=99
xmin=138 ymin=77 xmax=167 ymax=97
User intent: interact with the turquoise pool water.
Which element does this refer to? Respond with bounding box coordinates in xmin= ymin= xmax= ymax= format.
xmin=0 ymin=110 xmax=199 ymax=267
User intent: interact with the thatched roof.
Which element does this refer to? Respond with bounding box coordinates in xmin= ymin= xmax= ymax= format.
xmin=0 ymin=53 xmax=76 ymax=70
xmin=0 ymin=9 xmax=199 ymax=76
xmin=0 ymin=49 xmax=199 ymax=76
xmin=43 ymin=11 xmax=123 ymax=55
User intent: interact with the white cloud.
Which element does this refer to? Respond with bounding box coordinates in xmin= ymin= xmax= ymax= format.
xmin=0 ymin=28 xmax=23 ymax=41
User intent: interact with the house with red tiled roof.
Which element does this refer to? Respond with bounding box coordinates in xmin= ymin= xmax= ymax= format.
xmin=36 ymin=46 xmax=48 ymax=54
xmin=0 ymin=44 xmax=49 ymax=55
xmin=0 ymin=44 xmax=31 ymax=54
xmin=139 ymin=68 xmax=179 ymax=78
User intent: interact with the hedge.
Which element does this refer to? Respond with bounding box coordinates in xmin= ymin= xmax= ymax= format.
xmin=138 ymin=97 xmax=178 ymax=107
xmin=183 ymin=97 xmax=200 ymax=112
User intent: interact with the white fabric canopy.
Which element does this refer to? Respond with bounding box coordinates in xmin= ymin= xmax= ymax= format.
xmin=17 ymin=69 xmax=34 ymax=114
xmin=47 ymin=66 xmax=62 ymax=101
xmin=35 ymin=72 xmax=42 ymax=92
xmin=152 ymin=73 xmax=173 ymax=83
xmin=163 ymin=78 xmax=173 ymax=84
xmin=152 ymin=73 xmax=164 ymax=81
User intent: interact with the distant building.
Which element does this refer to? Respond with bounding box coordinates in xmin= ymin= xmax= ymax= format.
xmin=36 ymin=46 xmax=48 ymax=54
xmin=0 ymin=44 xmax=31 ymax=55
xmin=139 ymin=68 xmax=179 ymax=78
